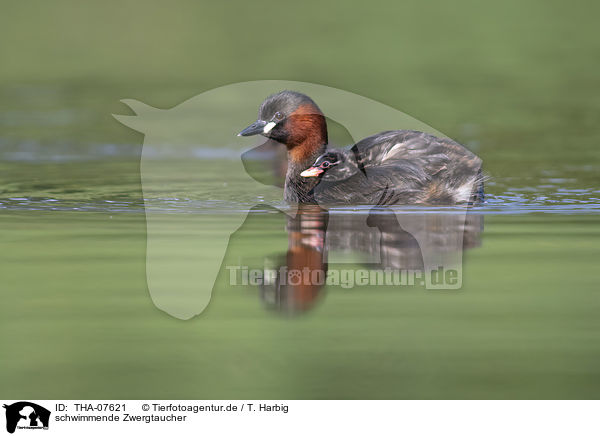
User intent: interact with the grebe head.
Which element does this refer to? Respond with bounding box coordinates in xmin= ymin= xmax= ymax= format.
xmin=300 ymin=149 xmax=354 ymax=182
xmin=238 ymin=91 xmax=328 ymax=165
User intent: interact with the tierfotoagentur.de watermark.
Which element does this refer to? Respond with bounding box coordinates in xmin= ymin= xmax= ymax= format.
xmin=227 ymin=265 xmax=460 ymax=289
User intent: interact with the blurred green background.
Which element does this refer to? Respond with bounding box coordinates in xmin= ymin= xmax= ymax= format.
xmin=1 ymin=0 xmax=599 ymax=399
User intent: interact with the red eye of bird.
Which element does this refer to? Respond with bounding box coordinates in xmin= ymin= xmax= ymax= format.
xmin=321 ymin=161 xmax=330 ymax=169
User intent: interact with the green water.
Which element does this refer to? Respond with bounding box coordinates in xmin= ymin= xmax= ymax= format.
xmin=1 ymin=210 xmax=599 ymax=399
xmin=1 ymin=0 xmax=600 ymax=399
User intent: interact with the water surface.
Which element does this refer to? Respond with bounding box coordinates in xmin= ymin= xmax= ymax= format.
xmin=1 ymin=83 xmax=599 ymax=399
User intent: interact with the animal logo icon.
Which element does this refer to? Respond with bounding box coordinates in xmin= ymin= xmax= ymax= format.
xmin=114 ymin=80 xmax=480 ymax=319
xmin=3 ymin=402 xmax=50 ymax=433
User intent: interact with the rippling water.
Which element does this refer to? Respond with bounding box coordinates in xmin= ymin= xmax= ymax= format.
xmin=2 ymin=156 xmax=599 ymax=215
xmin=3 ymin=188 xmax=600 ymax=214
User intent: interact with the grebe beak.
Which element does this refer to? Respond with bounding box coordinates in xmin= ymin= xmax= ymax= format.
xmin=300 ymin=166 xmax=324 ymax=178
xmin=238 ymin=120 xmax=270 ymax=136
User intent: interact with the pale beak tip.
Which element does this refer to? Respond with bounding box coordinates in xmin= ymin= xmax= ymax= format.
xmin=300 ymin=167 xmax=323 ymax=178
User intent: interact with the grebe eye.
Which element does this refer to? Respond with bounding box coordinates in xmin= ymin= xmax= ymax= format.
xmin=321 ymin=161 xmax=330 ymax=169
xmin=274 ymin=112 xmax=283 ymax=121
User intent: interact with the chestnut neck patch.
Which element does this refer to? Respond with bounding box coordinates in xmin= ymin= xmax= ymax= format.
xmin=285 ymin=103 xmax=328 ymax=164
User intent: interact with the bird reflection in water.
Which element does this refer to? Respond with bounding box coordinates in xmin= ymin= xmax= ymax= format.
xmin=260 ymin=205 xmax=329 ymax=314
xmin=255 ymin=205 xmax=482 ymax=315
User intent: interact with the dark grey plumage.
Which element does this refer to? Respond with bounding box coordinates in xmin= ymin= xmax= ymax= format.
xmin=310 ymin=130 xmax=485 ymax=205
